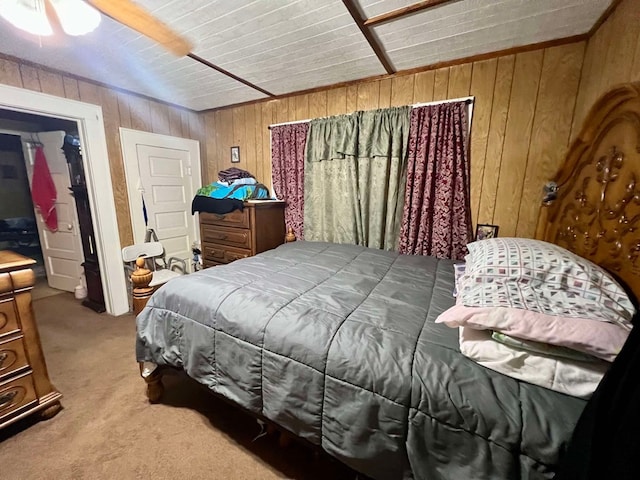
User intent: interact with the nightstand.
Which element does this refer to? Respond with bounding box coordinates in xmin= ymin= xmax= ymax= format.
xmin=0 ymin=251 xmax=62 ymax=429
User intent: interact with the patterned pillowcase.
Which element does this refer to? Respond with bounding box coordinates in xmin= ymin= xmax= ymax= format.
xmin=458 ymin=237 xmax=636 ymax=328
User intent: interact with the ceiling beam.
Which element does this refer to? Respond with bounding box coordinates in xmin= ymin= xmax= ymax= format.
xmin=187 ymin=53 xmax=275 ymax=98
xmin=203 ymin=33 xmax=586 ymax=113
xmin=364 ymin=0 xmax=457 ymax=27
xmin=342 ymin=0 xmax=395 ymax=74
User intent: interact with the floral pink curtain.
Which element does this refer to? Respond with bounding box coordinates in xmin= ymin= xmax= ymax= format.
xmin=398 ymin=102 xmax=472 ymax=260
xmin=271 ymin=123 xmax=309 ymax=240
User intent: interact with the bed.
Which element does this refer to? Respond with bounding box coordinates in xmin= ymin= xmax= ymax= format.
xmin=135 ymin=82 xmax=640 ymax=480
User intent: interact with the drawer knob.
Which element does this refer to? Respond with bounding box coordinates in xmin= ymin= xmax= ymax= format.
xmin=0 ymin=352 xmax=7 ymax=369
xmin=0 ymin=390 xmax=18 ymax=409
xmin=213 ymin=233 xmax=228 ymax=240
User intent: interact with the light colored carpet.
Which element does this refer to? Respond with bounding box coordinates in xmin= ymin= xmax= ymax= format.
xmin=31 ymin=276 xmax=65 ymax=301
xmin=0 ymin=293 xmax=357 ymax=480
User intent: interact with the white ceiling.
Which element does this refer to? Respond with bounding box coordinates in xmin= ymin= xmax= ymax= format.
xmin=0 ymin=0 xmax=612 ymax=111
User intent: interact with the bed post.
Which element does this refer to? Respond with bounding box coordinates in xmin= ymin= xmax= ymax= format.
xmin=131 ymin=257 xmax=154 ymax=315
xmin=139 ymin=362 xmax=164 ymax=402
xmin=130 ymin=258 xmax=164 ymax=401
xmin=285 ymin=227 xmax=296 ymax=242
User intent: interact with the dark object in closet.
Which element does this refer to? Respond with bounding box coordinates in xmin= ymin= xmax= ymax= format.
xmin=554 ymin=312 xmax=640 ymax=480
xmin=62 ymin=135 xmax=105 ymax=313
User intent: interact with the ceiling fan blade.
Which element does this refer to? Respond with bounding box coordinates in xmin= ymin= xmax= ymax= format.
xmin=85 ymin=0 xmax=192 ymax=56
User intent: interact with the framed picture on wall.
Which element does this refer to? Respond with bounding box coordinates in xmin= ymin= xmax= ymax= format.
xmin=475 ymin=224 xmax=499 ymax=241
xmin=230 ymin=146 xmax=240 ymax=163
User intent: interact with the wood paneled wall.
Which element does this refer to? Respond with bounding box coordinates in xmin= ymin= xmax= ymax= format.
xmin=0 ymin=56 xmax=207 ymax=247
xmin=572 ymin=0 xmax=640 ymax=139
xmin=203 ymin=42 xmax=585 ymax=238
xmin=10 ymin=15 xmax=632 ymax=246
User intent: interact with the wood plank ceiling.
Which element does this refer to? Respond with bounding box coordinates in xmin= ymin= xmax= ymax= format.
xmin=0 ymin=0 xmax=612 ymax=111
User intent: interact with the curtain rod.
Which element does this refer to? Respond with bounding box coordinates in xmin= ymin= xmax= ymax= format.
xmin=412 ymin=96 xmax=474 ymax=108
xmin=268 ymin=118 xmax=311 ymax=129
xmin=267 ymin=96 xmax=475 ymax=129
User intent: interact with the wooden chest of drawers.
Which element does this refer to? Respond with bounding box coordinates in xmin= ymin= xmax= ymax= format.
xmin=199 ymin=201 xmax=285 ymax=268
xmin=0 ymin=251 xmax=62 ymax=430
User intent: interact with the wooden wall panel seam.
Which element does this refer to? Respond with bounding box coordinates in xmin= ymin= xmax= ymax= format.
xmin=631 ymin=35 xmax=640 ymax=85
xmin=513 ymin=49 xmax=547 ymax=235
xmin=0 ymin=58 xmax=23 ymax=87
xmin=518 ymin=42 xmax=585 ymax=238
xmin=567 ymin=43 xmax=588 ymax=144
xmin=487 ymin=56 xmax=516 ymax=225
xmin=572 ymin=0 xmax=639 ymax=142
xmin=492 ymin=51 xmax=544 ymax=235
xmin=470 ymin=59 xmax=499 ymax=226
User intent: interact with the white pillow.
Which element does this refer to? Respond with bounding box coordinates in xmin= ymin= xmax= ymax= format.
xmin=459 ymin=326 xmax=609 ymax=398
xmin=458 ymin=238 xmax=636 ymax=328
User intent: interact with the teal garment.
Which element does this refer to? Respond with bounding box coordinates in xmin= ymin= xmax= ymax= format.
xmin=196 ymin=182 xmax=269 ymax=200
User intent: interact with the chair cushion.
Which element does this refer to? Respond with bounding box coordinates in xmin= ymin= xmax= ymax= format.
xmin=149 ymin=269 xmax=182 ymax=287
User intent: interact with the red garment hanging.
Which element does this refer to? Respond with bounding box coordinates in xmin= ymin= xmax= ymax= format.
xmin=31 ymin=146 xmax=58 ymax=232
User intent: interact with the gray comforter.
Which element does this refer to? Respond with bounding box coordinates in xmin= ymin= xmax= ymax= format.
xmin=136 ymin=242 xmax=586 ymax=480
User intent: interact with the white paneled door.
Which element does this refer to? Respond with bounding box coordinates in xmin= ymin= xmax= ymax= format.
xmin=23 ymin=131 xmax=84 ymax=292
xmin=121 ymin=129 xmax=201 ymax=270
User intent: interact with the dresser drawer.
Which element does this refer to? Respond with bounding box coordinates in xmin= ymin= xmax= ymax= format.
xmin=202 ymin=243 xmax=251 ymax=265
xmin=0 ymin=337 xmax=29 ymax=380
xmin=202 ymin=225 xmax=251 ymax=249
xmin=200 ymin=209 xmax=250 ymax=229
xmin=0 ymin=299 xmax=19 ymax=339
xmin=202 ymin=259 xmax=223 ymax=269
xmin=0 ymin=372 xmax=37 ymax=421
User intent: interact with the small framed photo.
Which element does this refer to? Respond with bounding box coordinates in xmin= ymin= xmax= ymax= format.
xmin=475 ymin=224 xmax=499 ymax=241
xmin=230 ymin=146 xmax=240 ymax=163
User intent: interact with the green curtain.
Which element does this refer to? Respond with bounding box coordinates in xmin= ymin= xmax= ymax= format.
xmin=304 ymin=106 xmax=410 ymax=250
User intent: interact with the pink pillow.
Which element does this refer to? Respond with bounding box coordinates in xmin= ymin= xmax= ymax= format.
xmin=436 ymin=304 xmax=631 ymax=362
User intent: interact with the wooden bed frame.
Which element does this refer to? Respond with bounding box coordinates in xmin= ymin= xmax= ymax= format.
xmin=537 ymin=81 xmax=640 ymax=301
xmin=134 ymin=81 xmax=640 ymax=455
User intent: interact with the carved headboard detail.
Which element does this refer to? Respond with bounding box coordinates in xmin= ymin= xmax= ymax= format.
xmin=540 ymin=82 xmax=640 ymax=301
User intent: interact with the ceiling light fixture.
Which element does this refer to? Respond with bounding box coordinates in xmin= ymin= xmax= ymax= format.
xmin=0 ymin=0 xmax=101 ymax=37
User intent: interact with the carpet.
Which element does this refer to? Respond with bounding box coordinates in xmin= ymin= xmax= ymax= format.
xmin=0 ymin=293 xmax=358 ymax=480
xmin=31 ymin=276 xmax=65 ymax=301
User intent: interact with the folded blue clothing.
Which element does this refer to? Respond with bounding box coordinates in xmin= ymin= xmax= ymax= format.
xmin=196 ymin=182 xmax=269 ymax=200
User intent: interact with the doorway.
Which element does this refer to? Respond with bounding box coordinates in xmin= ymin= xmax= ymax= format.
xmin=121 ymin=128 xmax=201 ymax=269
xmin=0 ymin=84 xmax=128 ymax=315
xmin=0 ymin=113 xmax=83 ymax=301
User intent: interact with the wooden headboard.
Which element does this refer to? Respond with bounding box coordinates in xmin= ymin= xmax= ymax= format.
xmin=538 ymin=82 xmax=640 ymax=301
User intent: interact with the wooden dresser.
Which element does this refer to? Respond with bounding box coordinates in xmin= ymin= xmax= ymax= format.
xmin=0 ymin=251 xmax=62 ymax=430
xmin=199 ymin=201 xmax=286 ymax=268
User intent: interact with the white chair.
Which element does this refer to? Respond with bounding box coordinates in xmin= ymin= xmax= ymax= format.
xmin=122 ymin=242 xmax=186 ymax=289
